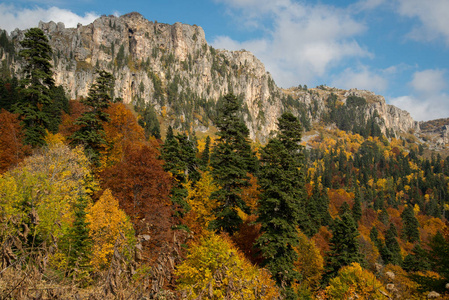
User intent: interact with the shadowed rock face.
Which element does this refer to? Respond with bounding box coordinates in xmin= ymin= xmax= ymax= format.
xmin=4 ymin=13 xmax=421 ymax=142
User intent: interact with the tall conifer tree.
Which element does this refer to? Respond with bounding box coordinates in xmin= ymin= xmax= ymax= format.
xmin=324 ymin=211 xmax=363 ymax=282
xmin=210 ymin=93 xmax=256 ymax=234
xmin=17 ymin=28 xmax=54 ymax=147
xmin=71 ymin=70 xmax=113 ymax=166
xmin=256 ymin=112 xmax=306 ymax=298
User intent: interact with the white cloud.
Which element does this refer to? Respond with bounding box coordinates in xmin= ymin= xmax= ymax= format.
xmin=390 ymin=69 xmax=449 ymax=121
xmin=390 ymin=93 xmax=449 ymax=121
xmin=212 ymin=0 xmax=370 ymax=88
xmin=410 ymin=69 xmax=447 ymax=94
xmin=331 ymin=67 xmax=388 ymax=93
xmin=397 ymin=0 xmax=449 ymax=45
xmin=0 ymin=4 xmax=99 ymax=33
xmin=351 ymin=0 xmax=387 ymax=12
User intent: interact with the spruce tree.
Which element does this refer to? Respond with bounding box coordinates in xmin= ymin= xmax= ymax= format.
xmin=17 ymin=28 xmax=54 ymax=147
xmin=381 ymin=222 xmax=402 ymax=265
xmin=210 ymin=93 xmax=256 ymax=234
xmin=324 ymin=211 xmax=363 ymax=282
xmin=352 ymin=185 xmax=362 ymax=223
xmin=66 ymin=195 xmax=92 ymax=270
xmin=71 ymin=70 xmax=113 ymax=166
xmin=401 ymin=204 xmax=420 ymax=243
xmin=256 ymin=112 xmax=306 ymax=297
xmin=160 ymin=127 xmax=200 ymax=214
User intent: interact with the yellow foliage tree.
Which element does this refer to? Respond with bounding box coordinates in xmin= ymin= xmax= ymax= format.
xmin=326 ymin=262 xmax=389 ymax=299
xmin=86 ymin=189 xmax=134 ymax=270
xmin=0 ymin=142 xmax=96 ymax=242
xmin=183 ymin=171 xmax=218 ymax=236
xmin=175 ymin=234 xmax=280 ymax=299
xmin=294 ymin=229 xmax=324 ymax=290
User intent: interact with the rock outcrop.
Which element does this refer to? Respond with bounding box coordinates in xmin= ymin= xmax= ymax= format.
xmin=1 ymin=13 xmax=428 ymax=142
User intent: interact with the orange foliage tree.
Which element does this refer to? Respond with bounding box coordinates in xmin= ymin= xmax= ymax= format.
xmin=58 ymin=100 xmax=87 ymax=139
xmin=101 ymin=102 xmax=145 ymax=166
xmin=87 ymin=189 xmax=135 ymax=270
xmin=100 ymin=142 xmax=172 ymax=262
xmin=0 ymin=109 xmax=30 ymax=173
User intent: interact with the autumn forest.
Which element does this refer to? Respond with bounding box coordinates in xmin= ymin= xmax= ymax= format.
xmin=1 ymin=27 xmax=449 ymax=300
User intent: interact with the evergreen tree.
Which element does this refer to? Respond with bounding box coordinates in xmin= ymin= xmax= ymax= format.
xmin=352 ymin=186 xmax=362 ymax=223
xmin=370 ymin=226 xmax=382 ymax=251
xmin=160 ymin=127 xmax=200 ymax=214
xmin=410 ymin=231 xmax=449 ymax=292
xmin=210 ymin=93 xmax=256 ymax=234
xmin=45 ymin=85 xmax=69 ymax=133
xmin=66 ymin=195 xmax=92 ymax=270
xmin=16 ymin=28 xmax=54 ymax=147
xmin=256 ymin=112 xmax=306 ymax=297
xmin=137 ymin=103 xmax=161 ymax=139
xmin=381 ymin=222 xmax=402 ymax=265
xmin=401 ymin=204 xmax=420 ymax=243
xmin=324 ymin=211 xmax=363 ymax=282
xmin=70 ymin=70 xmax=113 ymax=166
xmin=403 ymin=243 xmax=430 ymax=272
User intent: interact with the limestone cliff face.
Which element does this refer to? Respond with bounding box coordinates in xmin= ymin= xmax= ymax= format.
xmin=344 ymin=89 xmax=419 ymax=135
xmin=4 ymin=13 xmax=421 ymax=142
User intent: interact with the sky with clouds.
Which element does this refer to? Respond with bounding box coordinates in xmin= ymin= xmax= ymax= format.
xmin=0 ymin=0 xmax=448 ymax=121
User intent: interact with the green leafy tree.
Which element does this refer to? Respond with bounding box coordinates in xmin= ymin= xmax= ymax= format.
xmin=70 ymin=70 xmax=114 ymax=166
xmin=16 ymin=28 xmax=54 ymax=147
xmin=256 ymin=112 xmax=306 ymax=298
xmin=210 ymin=94 xmax=256 ymax=234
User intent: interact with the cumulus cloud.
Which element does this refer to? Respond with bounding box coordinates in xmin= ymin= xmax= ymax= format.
xmin=331 ymin=67 xmax=388 ymax=93
xmin=212 ymin=0 xmax=370 ymax=87
xmin=0 ymin=3 xmax=99 ymax=33
xmin=410 ymin=69 xmax=447 ymax=94
xmin=390 ymin=69 xmax=449 ymax=121
xmin=397 ymin=0 xmax=449 ymax=45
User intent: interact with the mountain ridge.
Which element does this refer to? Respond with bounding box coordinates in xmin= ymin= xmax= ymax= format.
xmin=1 ymin=12 xmax=447 ymax=147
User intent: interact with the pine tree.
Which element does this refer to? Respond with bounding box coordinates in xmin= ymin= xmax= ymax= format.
xmin=256 ymin=112 xmax=306 ymax=297
xmin=381 ymin=222 xmax=402 ymax=265
xmin=160 ymin=127 xmax=200 ymax=214
xmin=403 ymin=243 xmax=430 ymax=272
xmin=66 ymin=194 xmax=92 ymax=270
xmin=70 ymin=70 xmax=113 ymax=166
xmin=137 ymin=103 xmax=161 ymax=139
xmin=352 ymin=185 xmax=362 ymax=223
xmin=324 ymin=211 xmax=363 ymax=282
xmin=16 ymin=28 xmax=54 ymax=147
xmin=210 ymin=93 xmax=256 ymax=234
xmin=401 ymin=204 xmax=420 ymax=243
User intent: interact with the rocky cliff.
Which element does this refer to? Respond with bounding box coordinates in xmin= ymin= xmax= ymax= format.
xmin=1 ymin=12 xmax=425 ymax=143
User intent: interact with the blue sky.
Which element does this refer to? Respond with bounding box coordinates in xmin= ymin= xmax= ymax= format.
xmin=0 ymin=0 xmax=448 ymax=121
